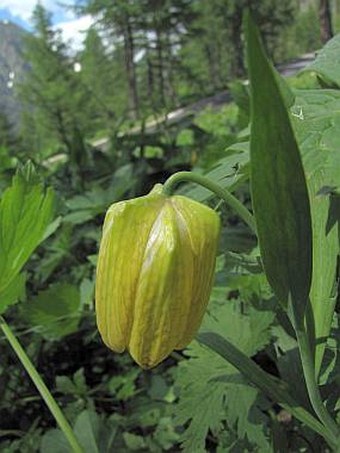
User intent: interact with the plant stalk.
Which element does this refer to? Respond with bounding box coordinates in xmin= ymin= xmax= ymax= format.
xmin=0 ymin=316 xmax=83 ymax=453
xmin=162 ymin=171 xmax=256 ymax=233
xmin=295 ymin=324 xmax=340 ymax=442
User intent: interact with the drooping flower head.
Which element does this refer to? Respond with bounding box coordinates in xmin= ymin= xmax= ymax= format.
xmin=96 ymin=184 xmax=220 ymax=368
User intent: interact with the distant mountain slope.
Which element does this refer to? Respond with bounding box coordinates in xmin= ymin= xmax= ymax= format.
xmin=0 ymin=20 xmax=28 ymax=132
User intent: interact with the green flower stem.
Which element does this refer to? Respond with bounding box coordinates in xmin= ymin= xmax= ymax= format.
xmin=295 ymin=325 xmax=340 ymax=442
xmin=197 ymin=332 xmax=338 ymax=449
xmin=162 ymin=171 xmax=256 ymax=233
xmin=0 ymin=316 xmax=83 ymax=453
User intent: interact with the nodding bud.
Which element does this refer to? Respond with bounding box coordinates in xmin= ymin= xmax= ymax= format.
xmin=96 ymin=184 xmax=221 ymax=368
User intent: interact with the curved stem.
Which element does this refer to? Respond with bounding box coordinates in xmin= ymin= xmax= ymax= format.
xmin=295 ymin=325 xmax=340 ymax=441
xmin=0 ymin=316 xmax=83 ymax=453
xmin=197 ymin=332 xmax=338 ymax=449
xmin=163 ymin=171 xmax=256 ymax=233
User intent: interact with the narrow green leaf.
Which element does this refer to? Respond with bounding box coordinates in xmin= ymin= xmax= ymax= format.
xmin=246 ymin=14 xmax=312 ymax=320
xmin=308 ymin=172 xmax=338 ymax=376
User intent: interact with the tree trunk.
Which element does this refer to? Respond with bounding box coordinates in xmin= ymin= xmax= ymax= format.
xmin=146 ymin=50 xmax=154 ymax=103
xmin=319 ymin=0 xmax=333 ymax=44
xmin=164 ymin=31 xmax=178 ymax=108
xmin=205 ymin=44 xmax=221 ymax=92
xmin=155 ymin=26 xmax=166 ymax=108
xmin=229 ymin=5 xmax=244 ymax=78
xmin=123 ymin=21 xmax=139 ymax=119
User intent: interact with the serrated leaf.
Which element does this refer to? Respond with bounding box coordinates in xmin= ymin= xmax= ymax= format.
xmin=246 ymin=14 xmax=312 ymax=320
xmin=0 ymin=170 xmax=55 ymax=313
xmin=175 ymin=300 xmax=274 ymax=452
xmin=23 ymin=283 xmax=80 ymax=339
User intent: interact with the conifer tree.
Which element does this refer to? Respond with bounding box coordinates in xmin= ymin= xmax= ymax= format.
xmin=19 ymin=4 xmax=89 ymax=177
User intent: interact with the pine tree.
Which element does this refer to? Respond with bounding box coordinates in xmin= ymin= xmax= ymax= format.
xmin=83 ymin=0 xmax=142 ymax=119
xmin=18 ymin=4 xmax=90 ymax=176
xmin=319 ymin=0 xmax=333 ymax=43
xmin=79 ymin=28 xmax=119 ymax=126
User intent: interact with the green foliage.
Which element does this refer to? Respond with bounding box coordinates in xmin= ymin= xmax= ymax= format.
xmin=22 ymin=283 xmax=81 ymax=340
xmin=274 ymin=5 xmax=321 ymax=62
xmin=0 ymin=164 xmax=55 ymax=313
xmin=175 ymin=296 xmax=275 ymax=451
xmin=18 ymin=4 xmax=90 ymax=172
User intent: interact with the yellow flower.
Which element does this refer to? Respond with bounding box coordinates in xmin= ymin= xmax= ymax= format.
xmin=95 ymin=184 xmax=220 ymax=368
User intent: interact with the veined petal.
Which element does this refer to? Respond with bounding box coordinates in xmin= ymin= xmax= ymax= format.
xmin=171 ymin=196 xmax=221 ymax=348
xmin=96 ymin=192 xmax=165 ymax=352
xmin=129 ymin=201 xmax=195 ymax=368
xmin=96 ymin=185 xmax=221 ymax=368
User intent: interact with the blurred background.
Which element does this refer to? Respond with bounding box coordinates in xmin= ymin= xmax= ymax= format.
xmin=0 ymin=0 xmax=337 ymax=186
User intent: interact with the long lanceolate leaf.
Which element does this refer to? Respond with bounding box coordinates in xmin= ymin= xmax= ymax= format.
xmin=246 ymin=14 xmax=312 ymax=324
xmin=246 ymin=22 xmax=340 ymax=441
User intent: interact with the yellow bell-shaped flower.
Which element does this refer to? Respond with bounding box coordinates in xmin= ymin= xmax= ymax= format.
xmin=95 ymin=184 xmax=220 ymax=368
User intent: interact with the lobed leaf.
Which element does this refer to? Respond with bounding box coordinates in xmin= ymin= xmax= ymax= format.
xmin=0 ymin=167 xmax=55 ymax=314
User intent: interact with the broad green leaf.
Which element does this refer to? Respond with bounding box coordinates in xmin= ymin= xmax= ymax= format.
xmin=23 ymin=283 xmax=80 ymax=339
xmin=41 ymin=410 xmax=117 ymax=453
xmin=228 ymin=86 xmax=340 ymax=373
xmin=74 ymin=411 xmax=100 ymax=453
xmin=292 ymin=89 xmax=340 ymax=190
xmin=291 ymin=90 xmax=340 ymax=375
xmin=40 ymin=429 xmax=70 ymax=453
xmin=246 ymin=15 xmax=312 ymax=320
xmin=304 ymin=34 xmax=340 ymax=88
xmin=0 ymin=167 xmax=55 ymax=314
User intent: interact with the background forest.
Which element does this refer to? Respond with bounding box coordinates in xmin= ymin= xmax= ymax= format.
xmin=1 ymin=0 xmax=340 ymax=452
